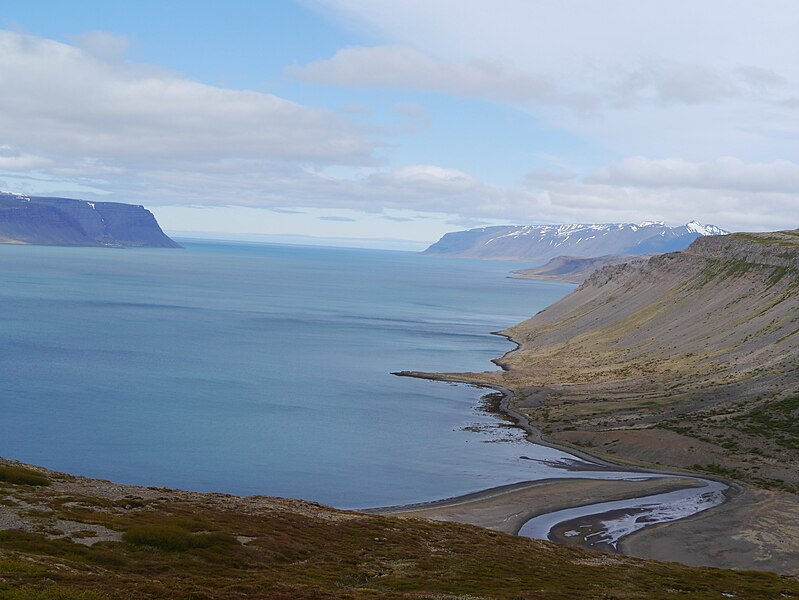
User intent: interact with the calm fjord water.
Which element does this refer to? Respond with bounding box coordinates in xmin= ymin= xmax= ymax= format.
xmin=1 ymin=240 xmax=582 ymax=507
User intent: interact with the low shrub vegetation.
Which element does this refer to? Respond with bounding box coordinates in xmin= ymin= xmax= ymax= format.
xmin=0 ymin=466 xmax=50 ymax=487
xmin=122 ymin=524 xmax=234 ymax=552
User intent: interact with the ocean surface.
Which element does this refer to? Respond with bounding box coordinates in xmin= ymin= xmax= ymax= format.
xmin=0 ymin=240 xmax=668 ymax=510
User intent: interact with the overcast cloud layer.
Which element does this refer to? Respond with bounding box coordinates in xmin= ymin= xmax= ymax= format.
xmin=1 ymin=1 xmax=797 ymax=235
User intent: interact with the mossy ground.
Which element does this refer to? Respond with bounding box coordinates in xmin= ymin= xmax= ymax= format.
xmin=1 ymin=468 xmax=797 ymax=599
xmin=0 ymin=467 xmax=50 ymax=488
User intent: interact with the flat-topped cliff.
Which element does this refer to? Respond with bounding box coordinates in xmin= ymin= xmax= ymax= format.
xmin=0 ymin=192 xmax=179 ymax=248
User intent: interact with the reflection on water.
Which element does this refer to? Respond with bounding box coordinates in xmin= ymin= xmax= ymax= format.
xmin=519 ymin=479 xmax=727 ymax=548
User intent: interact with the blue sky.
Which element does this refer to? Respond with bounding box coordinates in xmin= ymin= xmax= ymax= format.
xmin=1 ymin=1 xmax=797 ymax=247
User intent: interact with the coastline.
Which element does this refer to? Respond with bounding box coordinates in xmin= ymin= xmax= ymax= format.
xmin=391 ymin=327 xmax=744 ymax=563
xmin=391 ymin=369 xmax=799 ymax=573
xmin=370 ymin=476 xmax=707 ymax=536
xmin=392 ymin=321 xmax=799 ymax=575
xmin=393 ymin=370 xmax=635 ymax=469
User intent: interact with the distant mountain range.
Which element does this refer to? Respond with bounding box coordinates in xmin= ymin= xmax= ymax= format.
xmin=423 ymin=221 xmax=728 ymax=264
xmin=0 ymin=192 xmax=179 ymax=248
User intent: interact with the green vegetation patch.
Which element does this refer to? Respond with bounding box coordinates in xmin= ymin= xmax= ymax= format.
xmin=733 ymin=231 xmax=799 ymax=248
xmin=733 ymin=396 xmax=799 ymax=450
xmin=123 ymin=524 xmax=235 ymax=552
xmin=0 ymin=466 xmax=50 ymax=487
xmin=764 ymin=265 xmax=797 ymax=290
xmin=709 ymin=258 xmax=757 ymax=279
xmin=0 ymin=559 xmax=48 ymax=578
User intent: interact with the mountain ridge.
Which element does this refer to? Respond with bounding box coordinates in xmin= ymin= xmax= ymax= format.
xmin=423 ymin=220 xmax=729 ymax=264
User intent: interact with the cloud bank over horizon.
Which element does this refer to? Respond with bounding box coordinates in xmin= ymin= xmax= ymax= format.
xmin=0 ymin=1 xmax=797 ymax=241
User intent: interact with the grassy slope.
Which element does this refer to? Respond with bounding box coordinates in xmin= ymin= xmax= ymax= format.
xmin=493 ymin=230 xmax=798 ymax=491
xmin=1 ymin=462 xmax=798 ymax=599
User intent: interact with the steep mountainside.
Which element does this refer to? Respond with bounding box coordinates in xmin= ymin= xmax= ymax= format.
xmin=495 ymin=230 xmax=798 ymax=491
xmin=423 ymin=221 xmax=727 ymax=264
xmin=411 ymin=230 xmax=799 ymax=572
xmin=0 ymin=192 xmax=179 ymax=248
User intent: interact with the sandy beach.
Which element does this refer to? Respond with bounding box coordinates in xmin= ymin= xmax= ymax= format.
xmin=372 ymin=476 xmax=705 ymax=535
xmin=621 ymin=485 xmax=799 ymax=575
xmin=393 ymin=369 xmax=799 ymax=576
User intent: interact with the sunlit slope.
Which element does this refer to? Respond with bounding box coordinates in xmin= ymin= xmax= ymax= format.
xmin=499 ymin=230 xmax=798 ymax=490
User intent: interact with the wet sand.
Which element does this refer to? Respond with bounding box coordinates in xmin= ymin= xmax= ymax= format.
xmin=391 ymin=371 xmax=799 ymax=575
xmin=373 ymin=476 xmax=704 ymax=535
xmin=620 ymin=486 xmax=799 ymax=575
xmin=548 ymin=507 xmax=650 ymax=553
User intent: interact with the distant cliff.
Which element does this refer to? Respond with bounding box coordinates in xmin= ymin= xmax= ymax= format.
xmin=512 ymin=254 xmax=650 ymax=283
xmin=0 ymin=192 xmax=180 ymax=248
xmin=423 ymin=221 xmax=727 ymax=264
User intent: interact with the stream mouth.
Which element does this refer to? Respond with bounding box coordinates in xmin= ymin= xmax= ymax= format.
xmin=518 ymin=479 xmax=727 ymax=550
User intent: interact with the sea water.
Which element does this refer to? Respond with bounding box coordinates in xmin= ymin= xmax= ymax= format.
xmin=0 ymin=240 xmax=647 ymax=508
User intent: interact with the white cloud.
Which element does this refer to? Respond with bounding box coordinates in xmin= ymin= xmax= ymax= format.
xmin=585 ymin=157 xmax=799 ymax=194
xmin=305 ymin=1 xmax=799 ymax=162
xmin=70 ymin=31 xmax=131 ymax=59
xmin=0 ymin=145 xmax=51 ymax=170
xmin=141 ymin=158 xmax=791 ymax=233
xmin=0 ymin=30 xmax=374 ymax=169
xmin=311 ymin=1 xmax=799 ymax=78
xmin=1 ymin=26 xmax=795 ymax=238
xmin=291 ymin=46 xmax=794 ymax=111
xmin=6 ymin=148 xmax=792 ymax=232
xmin=290 ymin=46 xmax=554 ymax=103
xmin=520 ymin=158 xmax=799 ymax=231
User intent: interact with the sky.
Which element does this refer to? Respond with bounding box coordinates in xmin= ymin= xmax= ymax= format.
xmin=1 ymin=1 xmax=797 ymax=248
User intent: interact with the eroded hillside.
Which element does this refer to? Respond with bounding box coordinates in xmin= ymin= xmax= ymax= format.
xmin=497 ymin=230 xmax=798 ymax=491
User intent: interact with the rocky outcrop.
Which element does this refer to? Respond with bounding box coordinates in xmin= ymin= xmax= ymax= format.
xmin=0 ymin=192 xmax=180 ymax=248
xmin=684 ymin=229 xmax=799 ymax=268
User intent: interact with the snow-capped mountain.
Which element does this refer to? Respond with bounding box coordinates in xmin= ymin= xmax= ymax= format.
xmin=422 ymin=221 xmax=729 ymax=264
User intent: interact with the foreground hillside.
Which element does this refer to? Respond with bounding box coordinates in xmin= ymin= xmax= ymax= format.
xmin=1 ymin=459 xmax=797 ymax=600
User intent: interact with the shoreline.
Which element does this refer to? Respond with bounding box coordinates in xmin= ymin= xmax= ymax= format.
xmin=393 ymin=366 xmax=736 ymax=479
xmin=369 ymin=476 xmax=708 ymax=537
xmin=390 ymin=323 xmax=799 ymax=575
xmin=391 ymin=328 xmax=740 ymax=558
